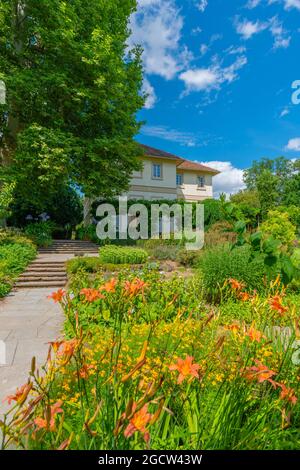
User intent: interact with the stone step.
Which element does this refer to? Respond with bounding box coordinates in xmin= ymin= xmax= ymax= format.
xmin=15 ymin=280 xmax=67 ymax=288
xmin=29 ymin=264 xmax=66 ymax=268
xmin=51 ymin=243 xmax=97 ymax=247
xmin=20 ymin=271 xmax=67 ymax=277
xmin=39 ymin=246 xmax=98 ymax=249
xmin=50 ymin=245 xmax=97 ymax=249
xmin=39 ymin=249 xmax=99 ymax=255
xmin=51 ymin=243 xmax=97 ymax=246
xmin=30 ymin=261 xmax=66 ymax=264
xmin=39 ymin=248 xmax=98 ymax=250
xmin=24 ymin=268 xmax=66 ymax=276
xmin=18 ymin=275 xmax=67 ymax=281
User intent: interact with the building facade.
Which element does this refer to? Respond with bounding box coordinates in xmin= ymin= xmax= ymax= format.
xmin=126 ymin=144 xmax=219 ymax=202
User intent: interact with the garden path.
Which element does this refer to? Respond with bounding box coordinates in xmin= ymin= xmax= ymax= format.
xmin=0 ymin=243 xmax=98 ymax=418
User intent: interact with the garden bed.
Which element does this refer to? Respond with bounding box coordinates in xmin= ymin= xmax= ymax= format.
xmin=2 ymin=266 xmax=300 ymax=450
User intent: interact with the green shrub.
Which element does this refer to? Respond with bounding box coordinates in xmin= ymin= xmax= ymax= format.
xmin=0 ymin=232 xmax=37 ymax=297
xmin=66 ymin=257 xmax=103 ymax=275
xmin=76 ymin=224 xmax=99 ymax=244
xmin=99 ymin=245 xmax=148 ymax=265
xmin=205 ymin=221 xmax=236 ymax=248
xmin=261 ymin=210 xmax=296 ymax=248
xmin=177 ymin=249 xmax=201 ymax=267
xmin=24 ymin=221 xmax=54 ymax=247
xmin=198 ymin=244 xmax=279 ymax=302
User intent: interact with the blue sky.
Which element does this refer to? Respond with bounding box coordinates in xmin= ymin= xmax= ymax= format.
xmin=129 ymin=0 xmax=300 ymax=196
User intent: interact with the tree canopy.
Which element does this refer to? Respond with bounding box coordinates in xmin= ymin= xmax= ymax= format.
xmin=0 ymin=0 xmax=145 ymax=211
xmin=243 ymin=156 xmax=300 ymax=215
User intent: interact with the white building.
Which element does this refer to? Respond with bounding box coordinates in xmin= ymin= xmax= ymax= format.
xmin=126 ymin=144 xmax=220 ymax=202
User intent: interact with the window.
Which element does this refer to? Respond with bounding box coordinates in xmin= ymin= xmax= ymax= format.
xmin=197 ymin=176 xmax=205 ymax=188
xmin=152 ymin=164 xmax=162 ymax=179
xmin=176 ymin=174 xmax=183 ymax=186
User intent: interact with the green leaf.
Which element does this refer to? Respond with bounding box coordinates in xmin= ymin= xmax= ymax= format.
xmin=264 ymin=255 xmax=278 ymax=267
xmin=249 ymin=232 xmax=262 ymax=251
xmin=280 ymin=255 xmax=295 ymax=284
xmin=233 ymin=220 xmax=246 ymax=235
xmin=262 ymin=237 xmax=280 ymax=255
xmin=103 ymin=309 xmax=111 ymax=321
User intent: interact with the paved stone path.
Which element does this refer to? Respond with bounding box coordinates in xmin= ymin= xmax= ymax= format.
xmin=0 ymin=245 xmax=97 ymax=418
xmin=0 ymin=286 xmax=63 ymax=416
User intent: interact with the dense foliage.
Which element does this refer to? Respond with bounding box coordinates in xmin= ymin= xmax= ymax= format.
xmin=0 ymin=229 xmax=36 ymax=296
xmin=99 ymin=245 xmax=148 ymax=265
xmin=0 ymin=0 xmax=144 ymax=216
xmin=24 ymin=221 xmax=54 ymax=247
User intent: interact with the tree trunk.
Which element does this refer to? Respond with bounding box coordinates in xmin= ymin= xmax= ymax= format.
xmin=83 ymin=197 xmax=93 ymax=227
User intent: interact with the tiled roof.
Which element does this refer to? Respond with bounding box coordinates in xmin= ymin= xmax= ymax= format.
xmin=177 ymin=159 xmax=220 ymax=174
xmin=140 ymin=144 xmax=183 ymax=161
xmin=140 ymin=143 xmax=220 ymax=174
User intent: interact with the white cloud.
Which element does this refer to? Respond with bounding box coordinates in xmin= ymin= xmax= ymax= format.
xmin=283 ymin=0 xmax=300 ymax=10
xmin=285 ymin=138 xmax=300 ymax=151
xmin=142 ymin=125 xmax=198 ymax=147
xmin=269 ymin=16 xmax=291 ymax=49
xmin=280 ymin=107 xmax=290 ymax=117
xmin=130 ymin=0 xmax=191 ymax=80
xmin=226 ymin=45 xmax=247 ymax=55
xmin=200 ymin=44 xmax=209 ymax=56
xmin=142 ymin=78 xmax=157 ymax=109
xmin=179 ymin=55 xmax=247 ymax=94
xmin=246 ymin=0 xmax=262 ymax=7
xmin=197 ymin=0 xmax=208 ymax=12
xmin=191 ymin=26 xmax=202 ymax=35
xmin=235 ymin=15 xmax=291 ymax=49
xmin=180 ymin=69 xmax=218 ymax=92
xmin=265 ymin=0 xmax=300 ymax=10
xmin=235 ymin=18 xmax=268 ymax=39
xmin=201 ymin=161 xmax=246 ymax=197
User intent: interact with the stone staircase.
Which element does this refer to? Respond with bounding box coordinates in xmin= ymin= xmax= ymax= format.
xmin=38 ymin=240 xmax=99 ymax=255
xmin=15 ymin=240 xmax=99 ymax=289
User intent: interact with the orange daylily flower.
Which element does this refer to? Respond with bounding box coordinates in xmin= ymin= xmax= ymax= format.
xmin=239 ymin=292 xmax=251 ymax=302
xmin=56 ymin=339 xmax=79 ymax=362
xmin=124 ymin=278 xmax=148 ymax=298
xmin=100 ymin=278 xmax=117 ymax=294
xmin=4 ymin=382 xmax=32 ymax=406
xmin=244 ymin=360 xmax=277 ymax=386
xmin=169 ymin=355 xmax=201 ymax=384
xmin=48 ymin=289 xmax=66 ymax=303
xmin=246 ymin=325 xmax=264 ymax=343
xmin=80 ymin=288 xmax=104 ymax=303
xmin=79 ymin=364 xmax=94 ymax=379
xmin=278 ymin=383 xmax=298 ymax=405
xmin=228 ymin=278 xmax=245 ymax=291
xmin=225 ymin=323 xmax=240 ymax=334
xmin=34 ymin=401 xmax=63 ymax=432
xmin=48 ymin=341 xmax=64 ymax=353
xmin=124 ymin=403 xmax=152 ymax=444
xmin=269 ymin=295 xmax=288 ymax=316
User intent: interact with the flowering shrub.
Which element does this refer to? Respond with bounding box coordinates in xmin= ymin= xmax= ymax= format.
xmin=1 ymin=273 xmax=300 ymax=450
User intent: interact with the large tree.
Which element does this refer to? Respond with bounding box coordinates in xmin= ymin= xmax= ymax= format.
xmin=0 ymin=0 xmax=145 ymax=223
xmin=244 ymin=157 xmax=300 ymax=216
